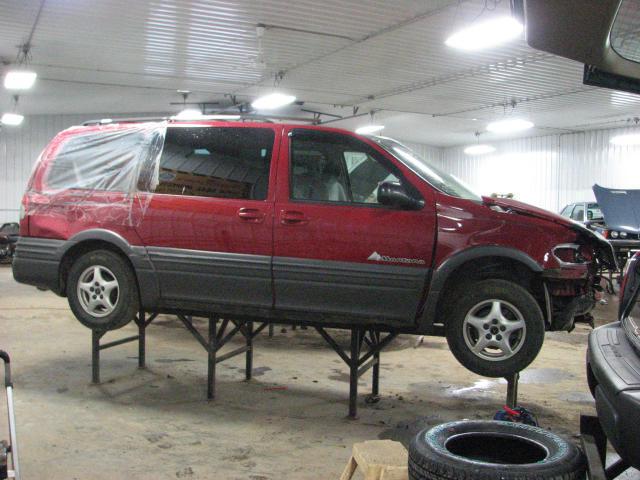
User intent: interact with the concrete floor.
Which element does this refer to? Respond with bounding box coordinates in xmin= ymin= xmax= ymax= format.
xmin=1 ymin=263 xmax=638 ymax=479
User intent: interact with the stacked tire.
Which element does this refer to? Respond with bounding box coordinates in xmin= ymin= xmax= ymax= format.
xmin=409 ymin=420 xmax=585 ymax=480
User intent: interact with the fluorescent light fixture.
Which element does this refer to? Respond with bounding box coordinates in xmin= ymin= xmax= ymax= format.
xmin=355 ymin=125 xmax=385 ymax=135
xmin=464 ymin=144 xmax=496 ymax=155
xmin=3 ymin=70 xmax=37 ymax=90
xmin=445 ymin=16 xmax=523 ymax=51
xmin=486 ymin=118 xmax=534 ymax=134
xmin=205 ymin=114 xmax=241 ymax=120
xmin=1 ymin=113 xmax=24 ymax=126
xmin=251 ymin=93 xmax=296 ymax=110
xmin=173 ymin=108 xmax=203 ymax=120
xmin=610 ymin=133 xmax=640 ymax=146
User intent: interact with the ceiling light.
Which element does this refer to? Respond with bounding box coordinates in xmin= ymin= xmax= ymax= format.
xmin=486 ymin=118 xmax=534 ymax=134
xmin=464 ymin=144 xmax=495 ymax=155
xmin=355 ymin=125 xmax=385 ymax=135
xmin=251 ymin=93 xmax=296 ymax=110
xmin=173 ymin=108 xmax=203 ymax=120
xmin=610 ymin=133 xmax=640 ymax=145
xmin=445 ymin=16 xmax=524 ymax=51
xmin=3 ymin=70 xmax=37 ymax=90
xmin=1 ymin=113 xmax=24 ymax=126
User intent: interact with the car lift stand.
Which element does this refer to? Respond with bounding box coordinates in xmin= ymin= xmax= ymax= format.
xmin=90 ymin=313 xmax=399 ymax=418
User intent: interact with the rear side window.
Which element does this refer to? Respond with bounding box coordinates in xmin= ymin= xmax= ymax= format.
xmin=46 ymin=128 xmax=158 ymax=192
xmin=146 ymin=127 xmax=274 ymax=200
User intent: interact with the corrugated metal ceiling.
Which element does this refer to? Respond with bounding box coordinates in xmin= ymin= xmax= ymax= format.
xmin=0 ymin=0 xmax=639 ymax=146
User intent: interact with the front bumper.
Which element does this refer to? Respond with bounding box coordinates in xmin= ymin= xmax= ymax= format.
xmin=587 ymin=322 xmax=640 ymax=469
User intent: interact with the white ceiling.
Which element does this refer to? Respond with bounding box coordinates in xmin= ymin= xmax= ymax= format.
xmin=1 ymin=0 xmax=640 ymax=146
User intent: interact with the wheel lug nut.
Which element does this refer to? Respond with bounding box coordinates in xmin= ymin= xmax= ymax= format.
xmin=100 ymin=295 xmax=103 ymax=299
xmin=90 ymin=287 xmax=94 ymax=292
xmin=492 ymin=319 xmax=498 ymax=325
xmin=485 ymin=333 xmax=491 ymax=339
xmin=496 ymin=334 xmax=502 ymax=341
xmin=500 ymin=326 xmax=506 ymax=332
xmin=92 ymin=295 xmax=97 ymax=299
xmin=483 ymin=324 xmax=489 ymax=330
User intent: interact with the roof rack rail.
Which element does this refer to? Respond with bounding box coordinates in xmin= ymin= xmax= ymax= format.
xmin=82 ymin=113 xmax=318 ymax=126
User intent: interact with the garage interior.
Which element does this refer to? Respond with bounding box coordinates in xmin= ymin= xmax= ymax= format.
xmin=1 ymin=1 xmax=640 ymax=479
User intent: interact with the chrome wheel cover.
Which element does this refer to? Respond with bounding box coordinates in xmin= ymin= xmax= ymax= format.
xmin=77 ymin=265 xmax=119 ymax=318
xmin=462 ymin=299 xmax=526 ymax=361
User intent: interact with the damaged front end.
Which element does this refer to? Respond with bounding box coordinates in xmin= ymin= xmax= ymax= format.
xmin=543 ymin=227 xmax=617 ymax=332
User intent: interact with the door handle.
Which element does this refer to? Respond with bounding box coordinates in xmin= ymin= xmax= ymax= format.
xmin=280 ymin=210 xmax=308 ymax=225
xmin=237 ymin=207 xmax=265 ymax=223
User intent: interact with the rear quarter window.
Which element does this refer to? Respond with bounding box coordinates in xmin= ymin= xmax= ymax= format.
xmin=45 ymin=128 xmax=161 ymax=192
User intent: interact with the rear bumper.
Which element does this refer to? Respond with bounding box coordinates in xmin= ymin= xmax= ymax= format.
xmin=12 ymin=237 xmax=65 ymax=294
xmin=587 ymin=322 xmax=640 ymax=468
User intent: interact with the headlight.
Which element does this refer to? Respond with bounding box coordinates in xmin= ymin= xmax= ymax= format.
xmin=611 ymin=231 xmax=619 ymax=239
xmin=620 ymin=231 xmax=628 ymax=239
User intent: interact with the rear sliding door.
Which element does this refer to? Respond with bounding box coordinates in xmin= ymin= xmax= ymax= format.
xmin=135 ymin=125 xmax=279 ymax=310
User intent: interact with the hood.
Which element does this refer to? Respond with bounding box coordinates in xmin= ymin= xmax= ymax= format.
xmin=593 ymin=184 xmax=640 ymax=234
xmin=483 ymin=196 xmax=617 ymax=269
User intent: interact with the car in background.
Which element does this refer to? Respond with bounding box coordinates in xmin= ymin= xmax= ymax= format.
xmin=560 ymin=201 xmax=604 ymax=228
xmin=587 ymin=251 xmax=640 ymax=470
xmin=0 ymin=222 xmax=19 ymax=262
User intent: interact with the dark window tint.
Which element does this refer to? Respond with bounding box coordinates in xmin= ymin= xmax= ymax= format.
xmin=148 ymin=127 xmax=274 ymax=200
xmin=290 ymin=130 xmax=400 ymax=205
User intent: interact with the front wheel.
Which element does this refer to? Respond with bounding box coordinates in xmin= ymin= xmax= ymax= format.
xmin=67 ymin=249 xmax=139 ymax=331
xmin=445 ymin=279 xmax=545 ymax=377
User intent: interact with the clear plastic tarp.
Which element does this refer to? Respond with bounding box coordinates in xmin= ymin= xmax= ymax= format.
xmin=26 ymin=122 xmax=166 ymax=227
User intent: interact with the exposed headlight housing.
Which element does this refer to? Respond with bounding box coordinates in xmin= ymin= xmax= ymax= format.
xmin=611 ymin=231 xmax=619 ymax=239
xmin=553 ymin=244 xmax=588 ymax=264
xmin=620 ymin=231 xmax=628 ymax=239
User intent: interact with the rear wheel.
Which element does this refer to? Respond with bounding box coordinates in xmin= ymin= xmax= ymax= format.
xmin=445 ymin=279 xmax=545 ymax=377
xmin=67 ymin=249 xmax=139 ymax=331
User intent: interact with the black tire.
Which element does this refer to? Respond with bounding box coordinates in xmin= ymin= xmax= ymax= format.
xmin=409 ymin=420 xmax=586 ymax=480
xmin=67 ymin=249 xmax=139 ymax=331
xmin=445 ymin=279 xmax=545 ymax=378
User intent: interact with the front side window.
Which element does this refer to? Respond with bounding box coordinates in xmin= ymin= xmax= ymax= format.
xmin=146 ymin=127 xmax=274 ymax=200
xmin=290 ymin=130 xmax=400 ymax=205
xmin=571 ymin=204 xmax=585 ymax=221
xmin=371 ymin=136 xmax=482 ymax=202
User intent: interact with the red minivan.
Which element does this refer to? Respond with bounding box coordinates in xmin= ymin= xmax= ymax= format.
xmin=12 ymin=120 xmax=616 ymax=377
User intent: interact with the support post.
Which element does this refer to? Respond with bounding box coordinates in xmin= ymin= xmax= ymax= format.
xmin=245 ymin=320 xmax=253 ymax=380
xmin=506 ymin=372 xmax=519 ymax=408
xmin=207 ymin=317 xmax=217 ymax=400
xmin=137 ymin=311 xmax=146 ymax=369
xmin=372 ymin=330 xmax=380 ymax=397
xmin=349 ymin=328 xmax=362 ymax=419
xmin=91 ymin=330 xmax=104 ymax=384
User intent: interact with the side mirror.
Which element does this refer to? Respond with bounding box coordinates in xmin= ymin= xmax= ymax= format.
xmin=377 ymin=182 xmax=422 ymax=210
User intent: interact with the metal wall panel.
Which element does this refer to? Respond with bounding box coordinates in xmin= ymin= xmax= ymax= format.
xmin=438 ymin=127 xmax=640 ymax=213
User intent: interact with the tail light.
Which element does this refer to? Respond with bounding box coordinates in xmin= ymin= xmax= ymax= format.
xmin=19 ymin=195 xmax=29 ymax=236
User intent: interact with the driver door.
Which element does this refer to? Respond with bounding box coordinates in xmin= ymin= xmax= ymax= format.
xmin=272 ymin=128 xmax=436 ymax=324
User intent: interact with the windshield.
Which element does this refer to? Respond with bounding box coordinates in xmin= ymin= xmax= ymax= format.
xmin=372 ymin=136 xmax=482 ymax=201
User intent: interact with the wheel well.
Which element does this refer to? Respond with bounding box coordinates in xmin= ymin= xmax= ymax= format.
xmin=59 ymin=240 xmax=136 ymax=296
xmin=435 ymin=256 xmax=547 ymax=324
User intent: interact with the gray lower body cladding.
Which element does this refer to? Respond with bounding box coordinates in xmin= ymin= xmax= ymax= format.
xmin=13 ymin=238 xmax=429 ymax=329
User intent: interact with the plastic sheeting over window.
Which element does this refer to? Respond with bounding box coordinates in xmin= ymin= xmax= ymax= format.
xmin=26 ymin=123 xmax=166 ymax=228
